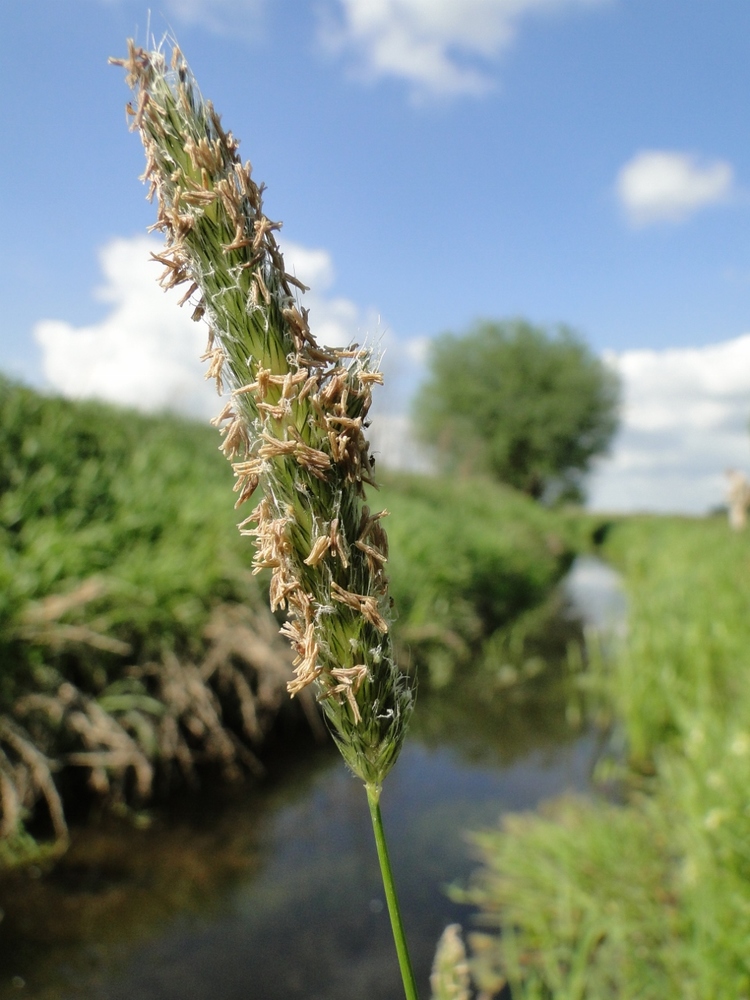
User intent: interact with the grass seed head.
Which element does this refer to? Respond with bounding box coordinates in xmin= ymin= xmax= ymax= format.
xmin=112 ymin=39 xmax=414 ymax=785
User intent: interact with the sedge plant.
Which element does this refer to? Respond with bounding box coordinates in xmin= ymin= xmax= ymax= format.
xmin=111 ymin=40 xmax=419 ymax=999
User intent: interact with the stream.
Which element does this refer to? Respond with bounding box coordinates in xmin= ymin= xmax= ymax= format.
xmin=0 ymin=558 xmax=624 ymax=1000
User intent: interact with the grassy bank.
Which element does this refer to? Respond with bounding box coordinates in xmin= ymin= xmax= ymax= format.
xmin=381 ymin=471 xmax=577 ymax=685
xmin=0 ymin=379 xmax=576 ymax=859
xmin=459 ymin=515 xmax=750 ymax=998
xmin=0 ymin=378 xmax=305 ymax=863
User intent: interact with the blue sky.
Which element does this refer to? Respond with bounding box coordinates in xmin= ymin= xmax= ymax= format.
xmin=3 ymin=0 xmax=750 ymax=511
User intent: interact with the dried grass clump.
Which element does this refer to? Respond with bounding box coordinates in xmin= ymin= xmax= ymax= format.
xmin=16 ymin=578 xmax=131 ymax=656
xmin=0 ymin=597 xmax=308 ymax=846
xmin=0 ymin=716 xmax=67 ymax=846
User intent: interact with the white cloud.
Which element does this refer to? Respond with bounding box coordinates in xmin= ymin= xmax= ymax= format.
xmin=33 ymin=234 xmax=426 ymax=447
xmin=588 ymin=335 xmax=750 ymax=513
xmin=38 ymin=238 xmax=750 ymax=509
xmin=318 ymin=0 xmax=605 ymax=99
xmin=616 ymin=151 xmax=734 ymax=226
xmin=35 ymin=236 xmax=217 ymax=419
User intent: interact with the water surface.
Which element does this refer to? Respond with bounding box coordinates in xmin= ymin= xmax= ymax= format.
xmin=0 ymin=691 xmax=596 ymax=999
xmin=0 ymin=558 xmax=621 ymax=999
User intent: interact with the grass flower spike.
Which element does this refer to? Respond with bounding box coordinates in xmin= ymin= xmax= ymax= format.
xmin=110 ymin=41 xmax=414 ymax=789
xmin=112 ymin=40 xmax=419 ymax=1000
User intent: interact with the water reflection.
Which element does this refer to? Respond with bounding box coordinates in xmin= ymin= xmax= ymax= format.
xmin=0 ymin=748 xmax=337 ymax=998
xmin=562 ymin=555 xmax=627 ymax=638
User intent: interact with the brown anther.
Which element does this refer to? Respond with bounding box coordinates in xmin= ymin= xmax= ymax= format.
xmin=257 ymin=400 xmax=290 ymax=421
xmin=233 ymin=161 xmax=254 ymax=200
xmin=233 ymin=476 xmax=259 ymax=508
xmin=233 ymin=382 xmax=257 ymax=397
xmin=283 ymin=272 xmax=310 ymax=293
xmin=330 ymin=583 xmax=388 ymax=633
xmin=322 ymin=665 xmax=369 ymax=723
xmin=223 ymin=224 xmax=253 ymax=253
xmin=177 ymin=187 xmax=217 ymax=208
xmin=355 ymin=539 xmax=387 ymax=568
xmin=358 ymin=370 xmax=384 ymax=386
xmin=258 ymin=433 xmax=297 ymax=459
xmin=304 ymin=535 xmax=332 ymax=567
xmin=219 ymin=417 xmax=249 ymax=459
xmin=133 ymin=88 xmax=150 ymax=130
xmin=232 ymin=457 xmax=263 ymax=508
xmin=177 ymin=281 xmax=199 ymax=306
xmin=254 ymin=366 xmax=273 ymax=399
xmin=328 ymin=428 xmax=350 ymax=464
xmin=358 ymin=506 xmax=390 ymax=538
xmin=210 ymin=401 xmax=235 ymax=427
xmin=268 ymin=572 xmax=299 ymax=612
xmin=329 ymin=517 xmax=349 ymax=568
xmin=286 ymin=623 xmax=321 ymax=695
xmin=292 ymin=438 xmax=332 ymax=480
xmin=326 ymin=414 xmax=363 ymax=432
xmin=202 ymin=347 xmax=225 ymax=393
xmin=298 ymin=374 xmax=319 ymax=402
xmin=252 ymin=215 xmax=281 ymax=251
xmin=253 ymin=269 xmax=271 ymax=305
xmin=320 ymin=372 xmax=347 ymax=408
xmin=150 ymin=251 xmax=191 ymax=290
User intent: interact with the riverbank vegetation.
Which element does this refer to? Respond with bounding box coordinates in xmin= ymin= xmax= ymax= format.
xmin=459 ymin=514 xmax=750 ymax=998
xmin=0 ymin=377 xmax=307 ymax=865
xmin=0 ymin=377 xmax=577 ymax=864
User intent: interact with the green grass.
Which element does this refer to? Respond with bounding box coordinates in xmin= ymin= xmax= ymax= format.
xmin=595 ymin=515 xmax=750 ymax=762
xmin=458 ymin=514 xmax=750 ymax=999
xmin=380 ymin=471 xmax=576 ymax=684
xmin=0 ymin=376 xmax=264 ymax=703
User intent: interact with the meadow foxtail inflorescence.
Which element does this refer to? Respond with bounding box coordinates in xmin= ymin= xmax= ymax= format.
xmin=110 ymin=40 xmax=414 ymax=791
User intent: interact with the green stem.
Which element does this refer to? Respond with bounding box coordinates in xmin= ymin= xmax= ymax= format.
xmin=366 ymin=782 xmax=420 ymax=1000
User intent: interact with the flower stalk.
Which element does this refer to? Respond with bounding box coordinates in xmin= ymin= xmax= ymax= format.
xmin=112 ymin=39 xmax=417 ymax=996
xmin=367 ymin=782 xmax=420 ymax=1000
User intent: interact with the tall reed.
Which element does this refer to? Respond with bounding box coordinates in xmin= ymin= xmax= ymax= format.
xmin=112 ymin=40 xmax=418 ymax=998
